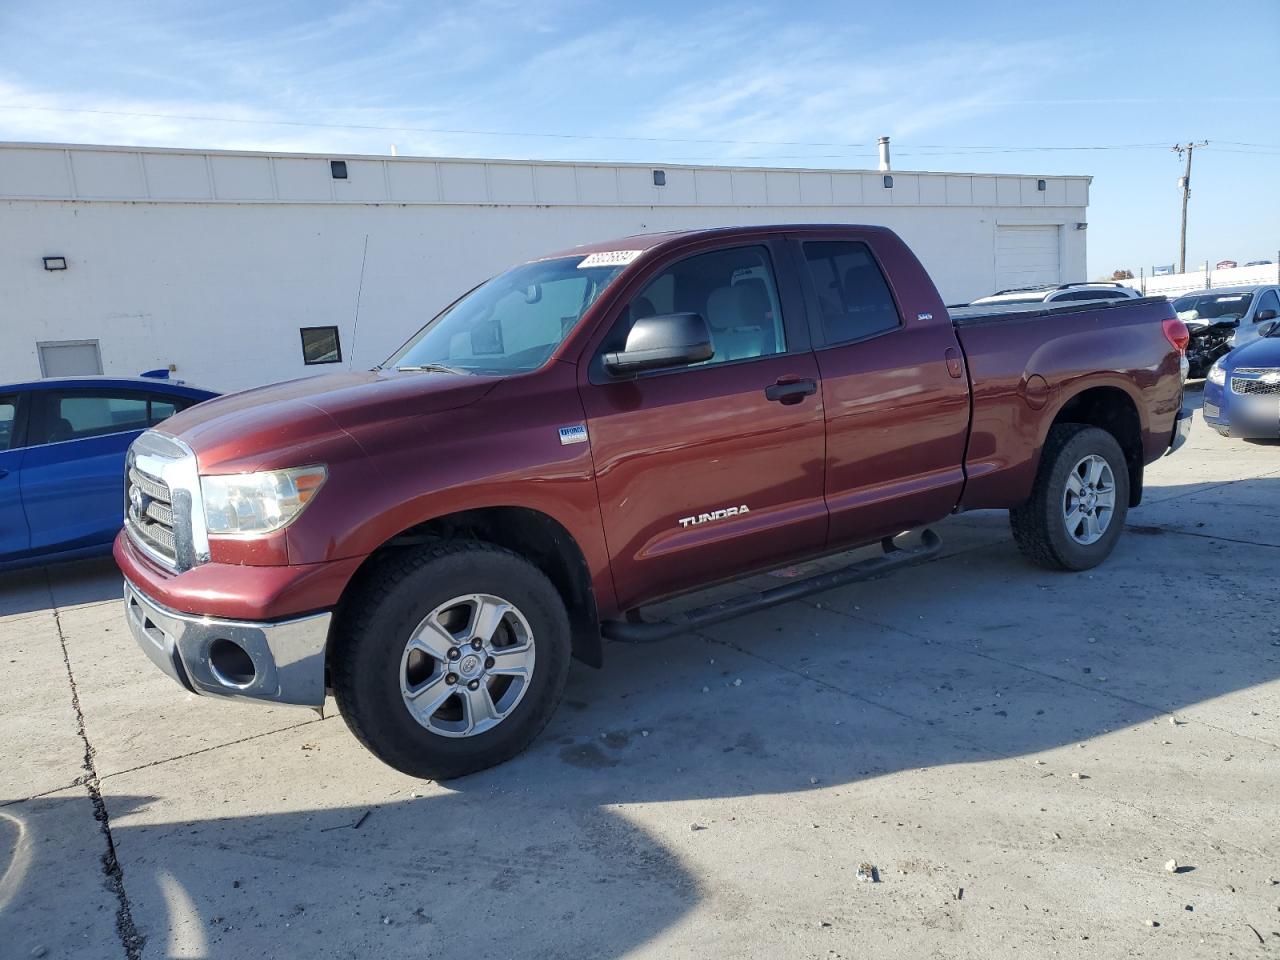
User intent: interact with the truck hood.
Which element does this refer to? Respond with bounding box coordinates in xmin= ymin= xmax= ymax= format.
xmin=158 ymin=368 xmax=501 ymax=472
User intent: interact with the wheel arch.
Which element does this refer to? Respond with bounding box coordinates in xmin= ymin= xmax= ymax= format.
xmin=336 ymin=505 xmax=603 ymax=668
xmin=1047 ymin=384 xmax=1145 ymax=507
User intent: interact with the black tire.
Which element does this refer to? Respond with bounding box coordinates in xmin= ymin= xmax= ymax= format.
xmin=330 ymin=540 xmax=572 ymax=780
xmin=1010 ymin=424 xmax=1131 ymax=572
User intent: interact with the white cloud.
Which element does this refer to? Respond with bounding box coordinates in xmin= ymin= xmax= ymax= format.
xmin=0 ymin=5 xmax=1072 ymax=167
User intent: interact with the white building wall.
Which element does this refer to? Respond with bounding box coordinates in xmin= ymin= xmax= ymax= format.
xmin=1 ymin=144 xmax=1090 ymax=392
xmin=1133 ymin=262 xmax=1280 ymax=297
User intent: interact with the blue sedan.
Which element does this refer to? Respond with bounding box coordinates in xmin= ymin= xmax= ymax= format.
xmin=0 ymin=377 xmax=217 ymax=571
xmin=1204 ymin=320 xmax=1280 ymax=439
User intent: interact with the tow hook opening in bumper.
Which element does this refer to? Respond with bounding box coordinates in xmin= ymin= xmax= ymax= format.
xmin=123 ymin=579 xmax=331 ymax=707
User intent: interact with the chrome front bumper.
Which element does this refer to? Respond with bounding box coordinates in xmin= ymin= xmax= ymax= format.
xmin=124 ymin=579 xmax=331 ymax=707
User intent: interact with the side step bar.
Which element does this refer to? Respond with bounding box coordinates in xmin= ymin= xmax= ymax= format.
xmin=601 ymin=528 xmax=942 ymax=644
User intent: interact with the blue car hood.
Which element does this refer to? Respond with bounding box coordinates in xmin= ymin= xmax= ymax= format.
xmin=1227 ymin=336 xmax=1280 ymax=368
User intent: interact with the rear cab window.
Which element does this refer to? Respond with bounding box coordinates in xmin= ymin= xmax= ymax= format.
xmin=800 ymin=241 xmax=901 ymax=345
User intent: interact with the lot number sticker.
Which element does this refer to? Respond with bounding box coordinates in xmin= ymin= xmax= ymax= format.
xmin=578 ymin=250 xmax=643 ymax=269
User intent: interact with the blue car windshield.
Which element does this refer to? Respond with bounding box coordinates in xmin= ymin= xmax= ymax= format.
xmin=1172 ymin=292 xmax=1253 ymax=321
xmin=386 ymin=256 xmax=628 ymax=375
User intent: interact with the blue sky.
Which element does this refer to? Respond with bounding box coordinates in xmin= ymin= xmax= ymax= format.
xmin=1 ymin=0 xmax=1277 ymax=277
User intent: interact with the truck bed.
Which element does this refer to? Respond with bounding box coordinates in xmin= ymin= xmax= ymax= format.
xmin=948 ymin=296 xmax=1170 ymax=325
xmin=948 ymin=295 xmax=1183 ymax=512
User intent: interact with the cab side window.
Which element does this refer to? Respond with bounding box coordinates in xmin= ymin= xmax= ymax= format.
xmin=802 ymin=241 xmax=901 ymax=345
xmin=605 ymin=245 xmax=786 ymax=369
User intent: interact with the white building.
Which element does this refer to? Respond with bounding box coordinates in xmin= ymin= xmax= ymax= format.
xmin=1 ymin=142 xmax=1091 ymax=392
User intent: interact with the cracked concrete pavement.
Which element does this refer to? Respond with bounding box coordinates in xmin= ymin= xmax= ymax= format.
xmin=1 ymin=393 xmax=1278 ymax=959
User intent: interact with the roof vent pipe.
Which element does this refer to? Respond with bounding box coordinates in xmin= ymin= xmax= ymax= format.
xmin=878 ymin=136 xmax=891 ymax=172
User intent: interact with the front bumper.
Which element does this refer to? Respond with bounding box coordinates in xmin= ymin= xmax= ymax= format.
xmin=124 ymin=578 xmax=331 ymax=707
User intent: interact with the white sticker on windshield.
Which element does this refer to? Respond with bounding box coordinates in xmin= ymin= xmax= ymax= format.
xmin=1216 ymin=296 xmax=1245 ymax=301
xmin=578 ymin=250 xmax=643 ymax=269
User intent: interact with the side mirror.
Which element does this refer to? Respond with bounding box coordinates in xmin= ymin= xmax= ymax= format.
xmin=1260 ymin=320 xmax=1278 ymax=337
xmin=1255 ymin=308 xmax=1278 ymax=323
xmin=603 ymin=313 xmax=714 ymax=376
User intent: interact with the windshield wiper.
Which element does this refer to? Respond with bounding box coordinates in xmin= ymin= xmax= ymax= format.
xmin=395 ymin=363 xmax=469 ymax=375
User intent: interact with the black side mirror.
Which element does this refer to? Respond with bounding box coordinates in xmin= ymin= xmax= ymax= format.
xmin=603 ymin=313 xmax=714 ymax=376
xmin=1255 ymin=308 xmax=1278 ymax=323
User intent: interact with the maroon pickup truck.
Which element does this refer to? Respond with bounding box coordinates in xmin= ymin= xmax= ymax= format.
xmin=115 ymin=225 xmax=1191 ymax=778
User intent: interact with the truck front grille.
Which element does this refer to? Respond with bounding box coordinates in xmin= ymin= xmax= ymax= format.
xmin=123 ymin=431 xmax=207 ymax=572
xmin=126 ymin=461 xmax=178 ymax=567
xmin=1231 ymin=368 xmax=1280 ymax=396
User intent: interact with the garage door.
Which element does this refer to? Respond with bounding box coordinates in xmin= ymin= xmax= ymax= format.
xmin=995 ymin=225 xmax=1061 ymax=290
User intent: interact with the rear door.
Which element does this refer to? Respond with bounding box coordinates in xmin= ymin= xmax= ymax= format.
xmin=0 ymin=393 xmax=31 ymax=562
xmin=788 ymin=232 xmax=970 ymax=548
xmin=21 ymin=388 xmax=193 ymax=554
xmin=579 ymin=239 xmax=826 ymax=610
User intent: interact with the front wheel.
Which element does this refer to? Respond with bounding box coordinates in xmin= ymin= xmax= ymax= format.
xmin=330 ymin=540 xmax=572 ymax=779
xmin=1010 ymin=424 xmax=1131 ymax=571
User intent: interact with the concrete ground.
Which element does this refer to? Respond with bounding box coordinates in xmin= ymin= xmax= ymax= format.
xmin=2 ymin=393 xmax=1278 ymax=960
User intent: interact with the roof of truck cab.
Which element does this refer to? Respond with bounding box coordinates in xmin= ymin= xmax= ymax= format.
xmin=534 ymin=223 xmax=892 ymax=262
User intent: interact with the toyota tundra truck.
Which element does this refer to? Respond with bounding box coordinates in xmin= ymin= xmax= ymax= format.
xmin=115 ymin=225 xmax=1192 ymax=779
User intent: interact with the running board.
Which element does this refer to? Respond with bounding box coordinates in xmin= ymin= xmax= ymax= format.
xmin=601 ymin=528 xmax=942 ymax=644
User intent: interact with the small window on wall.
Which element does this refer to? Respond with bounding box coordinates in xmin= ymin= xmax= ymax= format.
xmin=300 ymin=326 xmax=342 ymax=365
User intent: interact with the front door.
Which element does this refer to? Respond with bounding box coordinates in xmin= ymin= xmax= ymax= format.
xmin=0 ymin=393 xmax=30 ymax=562
xmin=579 ymin=241 xmax=826 ymax=610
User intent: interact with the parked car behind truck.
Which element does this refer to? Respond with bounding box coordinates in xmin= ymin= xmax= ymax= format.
xmin=115 ymin=225 xmax=1191 ymax=779
xmin=0 ymin=376 xmax=216 ymax=570
xmin=1176 ymin=285 xmax=1280 ymax=377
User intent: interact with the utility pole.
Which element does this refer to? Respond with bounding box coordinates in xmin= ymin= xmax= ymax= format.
xmin=1172 ymin=141 xmax=1208 ymax=274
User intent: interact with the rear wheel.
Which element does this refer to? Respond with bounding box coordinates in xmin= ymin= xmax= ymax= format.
xmin=1010 ymin=424 xmax=1131 ymax=571
xmin=331 ymin=540 xmax=571 ymax=779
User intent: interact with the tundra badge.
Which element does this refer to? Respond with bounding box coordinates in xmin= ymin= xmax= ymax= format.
xmin=679 ymin=504 xmax=750 ymax=528
xmin=558 ymin=424 xmax=589 ymax=445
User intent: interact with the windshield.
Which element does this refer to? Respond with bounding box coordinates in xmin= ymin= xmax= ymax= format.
xmin=386 ymin=256 xmax=628 ymax=374
xmin=1172 ymin=292 xmax=1254 ymax=321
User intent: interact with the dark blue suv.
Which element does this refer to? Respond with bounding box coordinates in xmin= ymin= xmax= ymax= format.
xmin=0 ymin=377 xmax=217 ymax=570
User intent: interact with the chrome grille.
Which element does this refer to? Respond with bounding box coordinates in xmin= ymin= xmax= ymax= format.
xmin=123 ymin=431 xmax=208 ymax=572
xmin=1231 ymin=368 xmax=1280 ymax=396
xmin=126 ymin=456 xmax=178 ymax=567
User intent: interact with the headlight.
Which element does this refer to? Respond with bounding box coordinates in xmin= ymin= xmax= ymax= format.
xmin=201 ymin=466 xmax=327 ymax=535
xmin=1207 ymin=361 xmax=1227 ymax=386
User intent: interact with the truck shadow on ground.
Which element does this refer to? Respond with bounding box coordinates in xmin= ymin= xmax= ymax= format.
xmin=0 ymin=555 xmax=120 ymax=616
xmin=2 ymin=478 xmax=1277 ymax=958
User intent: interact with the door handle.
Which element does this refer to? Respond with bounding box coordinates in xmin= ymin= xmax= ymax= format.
xmin=764 ymin=378 xmax=817 ymax=404
xmin=0 ymin=468 xmax=8 ymax=479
